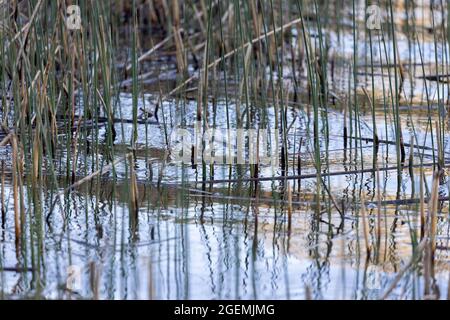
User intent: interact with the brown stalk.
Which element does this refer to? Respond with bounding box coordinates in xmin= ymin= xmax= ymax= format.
xmin=419 ymin=166 xmax=425 ymax=240
xmin=173 ymin=27 xmax=186 ymax=73
xmin=32 ymin=128 xmax=40 ymax=182
xmin=375 ymin=162 xmax=382 ymax=253
xmin=428 ymin=170 xmax=441 ymax=257
xmin=89 ymin=262 xmax=100 ymax=300
xmin=11 ymin=134 xmax=20 ymax=250
xmin=360 ymin=193 xmax=371 ymax=256
xmin=172 ymin=0 xmax=186 ymax=74
xmin=424 ymin=170 xmax=441 ymax=298
xmin=129 ymin=153 xmax=140 ymax=215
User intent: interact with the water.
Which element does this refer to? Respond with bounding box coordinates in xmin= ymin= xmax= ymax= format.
xmin=1 ymin=0 xmax=450 ymax=300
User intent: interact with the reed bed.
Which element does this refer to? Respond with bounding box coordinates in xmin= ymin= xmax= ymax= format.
xmin=0 ymin=0 xmax=448 ymax=300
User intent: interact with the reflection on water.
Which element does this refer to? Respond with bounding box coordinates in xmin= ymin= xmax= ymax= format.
xmin=0 ymin=163 xmax=449 ymax=299
xmin=1 ymin=0 xmax=450 ymax=300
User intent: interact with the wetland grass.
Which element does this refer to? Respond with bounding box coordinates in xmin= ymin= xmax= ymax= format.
xmin=0 ymin=0 xmax=449 ymax=300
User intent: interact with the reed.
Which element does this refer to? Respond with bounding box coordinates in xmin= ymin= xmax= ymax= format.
xmin=287 ymin=182 xmax=292 ymax=234
xmin=424 ymin=170 xmax=441 ymax=298
xmin=360 ymin=193 xmax=370 ymax=257
xmin=0 ymin=0 xmax=448 ymax=300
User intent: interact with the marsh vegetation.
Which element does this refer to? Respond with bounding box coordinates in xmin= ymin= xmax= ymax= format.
xmin=0 ymin=0 xmax=449 ymax=299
